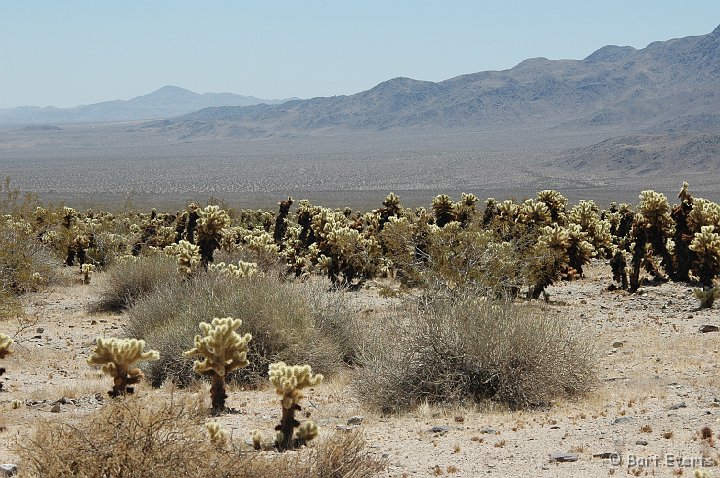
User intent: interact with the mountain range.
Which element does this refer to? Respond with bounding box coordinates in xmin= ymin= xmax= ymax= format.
xmin=143 ymin=26 xmax=720 ymax=138
xmin=0 ymin=86 xmax=294 ymax=125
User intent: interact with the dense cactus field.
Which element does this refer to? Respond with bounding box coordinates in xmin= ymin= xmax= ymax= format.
xmin=1 ymin=178 xmax=720 ymax=477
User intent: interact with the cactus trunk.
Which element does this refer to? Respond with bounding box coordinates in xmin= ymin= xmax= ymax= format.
xmin=275 ymin=403 xmax=301 ymax=451
xmin=210 ymin=372 xmax=227 ymax=415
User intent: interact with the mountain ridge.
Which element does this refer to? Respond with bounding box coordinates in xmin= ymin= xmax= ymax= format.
xmin=0 ymin=86 xmax=296 ymax=125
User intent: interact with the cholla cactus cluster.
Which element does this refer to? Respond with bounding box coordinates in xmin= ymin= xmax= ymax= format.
xmin=689 ymin=226 xmax=720 ymax=287
xmin=80 ymin=263 xmax=96 ymax=284
xmin=268 ymin=361 xmax=323 ymax=451
xmin=207 ymin=260 xmax=257 ymax=278
xmin=196 ymin=205 xmax=231 ymax=266
xmin=184 ymin=317 xmax=252 ymax=414
xmin=87 ymin=338 xmax=159 ymax=397
xmin=176 ymin=240 xmax=200 ymax=276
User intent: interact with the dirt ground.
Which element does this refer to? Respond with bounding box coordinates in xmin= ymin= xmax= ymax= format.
xmin=1 ymin=260 xmax=719 ymax=477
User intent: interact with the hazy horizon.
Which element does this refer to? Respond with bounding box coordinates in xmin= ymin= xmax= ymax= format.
xmin=2 ymin=1 xmax=720 ymax=109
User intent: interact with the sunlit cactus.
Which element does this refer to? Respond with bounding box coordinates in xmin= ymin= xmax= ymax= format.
xmin=207 ymin=260 xmax=258 ymax=278
xmin=269 ymin=361 xmax=323 ymax=451
xmin=689 ymin=225 xmax=720 ymax=287
xmin=517 ymin=199 xmax=551 ymax=226
xmin=536 ymin=189 xmax=568 ymax=223
xmin=80 ymin=263 xmax=96 ymax=284
xmin=0 ymin=333 xmax=12 ymax=391
xmin=455 ymin=192 xmax=478 ymax=227
xmin=694 ymin=287 xmax=720 ymax=309
xmin=196 ymin=205 xmax=231 ymax=266
xmin=184 ymin=317 xmax=252 ymax=415
xmin=431 ymin=194 xmax=455 ymax=227
xmin=378 ymin=192 xmax=402 ymax=230
xmin=206 ymin=422 xmax=230 ymax=449
xmin=87 ymin=338 xmax=159 ymax=397
xmin=176 ymin=240 xmax=200 ymax=276
xmin=629 ymin=190 xmax=676 ymax=292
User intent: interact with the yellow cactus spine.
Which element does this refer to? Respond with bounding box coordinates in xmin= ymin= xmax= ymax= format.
xmin=269 ymin=361 xmax=323 ymax=451
xmin=184 ymin=317 xmax=252 ymax=415
xmin=87 ymin=338 xmax=159 ymax=397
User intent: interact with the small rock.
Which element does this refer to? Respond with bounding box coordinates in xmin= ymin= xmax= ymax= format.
xmin=668 ymin=402 xmax=687 ymax=410
xmin=454 ymin=416 xmax=465 ymax=423
xmin=612 ymin=341 xmax=624 ymax=348
xmin=50 ymin=404 xmax=61 ymax=413
xmin=347 ymin=416 xmax=364 ymax=426
xmin=612 ymin=417 xmax=632 ymax=425
xmin=90 ymin=320 xmax=97 ymax=326
xmin=592 ymin=452 xmax=615 ymax=459
xmin=480 ymin=427 xmax=496 ymax=434
xmin=32 ymin=335 xmax=42 ymax=340
xmin=429 ymin=425 xmax=451 ymax=433
xmin=700 ymin=325 xmax=719 ymax=333
xmin=336 ymin=425 xmax=358 ymax=432
xmin=550 ymin=452 xmax=579 ymax=462
xmin=35 ymin=328 xmax=44 ymax=333
xmin=636 ymin=440 xmax=648 ymax=446
xmin=0 ymin=464 xmax=17 ymax=477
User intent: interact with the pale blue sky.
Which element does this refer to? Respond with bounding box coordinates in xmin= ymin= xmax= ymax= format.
xmin=1 ymin=1 xmax=719 ymax=108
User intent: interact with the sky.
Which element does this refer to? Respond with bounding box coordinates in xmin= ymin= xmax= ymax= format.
xmin=1 ymin=1 xmax=719 ymax=108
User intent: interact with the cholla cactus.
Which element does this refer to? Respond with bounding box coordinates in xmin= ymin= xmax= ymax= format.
xmin=693 ymin=287 xmax=720 ymax=309
xmin=0 ymin=333 xmax=13 ymax=360
xmin=207 ymin=260 xmax=257 ymax=278
xmin=269 ymin=361 xmax=323 ymax=451
xmin=689 ymin=226 xmax=720 ymax=287
xmin=518 ymin=199 xmax=551 ymax=226
xmin=80 ymin=263 xmax=96 ymax=284
xmin=184 ymin=317 xmax=252 ymax=415
xmin=273 ymin=197 xmax=294 ymax=248
xmin=87 ymin=338 xmax=159 ymax=397
xmin=0 ymin=333 xmax=12 ymax=391
xmin=629 ymin=190 xmax=676 ymax=291
xmin=431 ymin=194 xmax=455 ymax=227
xmin=455 ymin=193 xmax=478 ymax=228
xmin=196 ymin=205 xmax=231 ymax=266
xmin=536 ymin=189 xmax=568 ymax=223
xmin=176 ymin=240 xmax=200 ymax=276
xmin=206 ymin=422 xmax=230 ymax=448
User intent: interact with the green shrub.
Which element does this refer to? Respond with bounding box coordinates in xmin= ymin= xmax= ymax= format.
xmin=92 ymin=254 xmax=179 ymax=312
xmin=126 ymin=273 xmax=344 ymax=387
xmin=355 ymin=293 xmax=596 ymax=412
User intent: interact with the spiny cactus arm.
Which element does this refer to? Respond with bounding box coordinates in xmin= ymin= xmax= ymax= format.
xmin=0 ymin=333 xmax=13 ymax=359
xmin=87 ymin=338 xmax=159 ymax=374
xmin=184 ymin=317 xmax=252 ymax=377
xmin=269 ymin=362 xmax=323 ymax=408
xmin=206 ymin=422 xmax=230 ymax=448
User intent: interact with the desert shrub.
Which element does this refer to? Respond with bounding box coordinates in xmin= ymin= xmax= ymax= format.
xmin=126 ymin=273 xmax=343 ymax=387
xmin=92 ymin=254 xmax=179 ymax=312
xmin=15 ymin=394 xmax=385 ymax=478
xmin=355 ymin=294 xmax=596 ymax=412
xmin=0 ymin=214 xmax=64 ymax=317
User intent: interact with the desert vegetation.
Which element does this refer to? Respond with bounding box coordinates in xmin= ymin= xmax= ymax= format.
xmin=2 ymin=177 xmax=720 ymax=476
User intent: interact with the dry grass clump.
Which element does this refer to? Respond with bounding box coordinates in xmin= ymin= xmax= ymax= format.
xmin=15 ymin=394 xmax=385 ymax=478
xmin=92 ymin=254 xmax=178 ymax=312
xmin=355 ymin=293 xmax=596 ymax=412
xmin=127 ymin=273 xmax=345 ymax=387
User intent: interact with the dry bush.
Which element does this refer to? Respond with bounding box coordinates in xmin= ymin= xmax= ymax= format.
xmin=355 ymin=293 xmax=596 ymax=412
xmin=126 ymin=273 xmax=344 ymax=387
xmin=92 ymin=254 xmax=179 ymax=312
xmin=15 ymin=394 xmax=385 ymax=478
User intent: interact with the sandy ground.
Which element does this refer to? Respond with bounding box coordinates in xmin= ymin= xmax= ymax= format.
xmin=1 ymin=261 xmax=720 ymax=477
